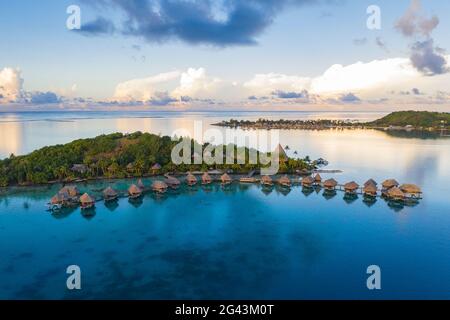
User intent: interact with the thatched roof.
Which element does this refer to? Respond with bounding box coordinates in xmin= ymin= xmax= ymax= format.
xmin=126 ymin=163 xmax=134 ymax=171
xmin=202 ymin=172 xmax=212 ymax=182
xmin=165 ymin=176 xmax=180 ymax=186
xmin=364 ymin=179 xmax=377 ymax=187
xmin=103 ymin=187 xmax=118 ymax=197
xmin=128 ymin=184 xmax=142 ymax=195
xmin=80 ymin=193 xmax=95 ymax=204
xmin=152 ymin=180 xmax=168 ymax=190
xmin=363 ymin=183 xmax=378 ymax=194
xmin=186 ymin=172 xmax=197 ymax=183
xmin=344 ymin=181 xmax=359 ymax=191
xmin=221 ymin=173 xmax=232 ymax=182
xmin=323 ymin=178 xmax=338 ymax=188
xmin=387 ymin=187 xmax=405 ymax=199
xmin=278 ymin=175 xmax=291 ymax=185
xmin=382 ymin=179 xmax=399 ymax=189
xmin=314 ymin=173 xmax=322 ymax=182
xmin=400 ymin=184 xmax=421 ymax=194
xmin=137 ymin=179 xmax=145 ymax=189
xmin=51 ymin=192 xmax=69 ymax=204
xmin=261 ymin=175 xmax=273 ymax=183
xmin=151 ymin=163 xmax=161 ymax=170
xmin=302 ymin=176 xmax=314 ymax=185
xmin=60 ymin=186 xmax=79 ymax=197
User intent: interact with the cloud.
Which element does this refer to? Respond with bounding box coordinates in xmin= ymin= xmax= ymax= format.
xmin=76 ymin=17 xmax=116 ymax=36
xmin=410 ymin=39 xmax=448 ymax=76
xmin=78 ymin=0 xmax=325 ymax=46
xmin=149 ymin=91 xmax=178 ymax=106
xmin=172 ymin=68 xmax=223 ymax=99
xmin=244 ymin=73 xmax=310 ymax=96
xmin=30 ymin=91 xmax=61 ymax=104
xmin=395 ymin=0 xmax=439 ymax=37
xmin=395 ymin=0 xmax=447 ymax=76
xmin=113 ymin=71 xmax=180 ymax=101
xmin=0 ymin=68 xmax=23 ymax=103
xmin=412 ymin=87 xmax=422 ymax=95
xmin=339 ymin=93 xmax=360 ymax=103
xmin=272 ymin=90 xmax=308 ymax=99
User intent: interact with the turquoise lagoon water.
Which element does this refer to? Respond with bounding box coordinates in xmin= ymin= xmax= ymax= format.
xmin=0 ymin=111 xmax=450 ymax=299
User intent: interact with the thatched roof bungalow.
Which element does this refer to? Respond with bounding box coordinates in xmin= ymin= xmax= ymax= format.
xmin=186 ymin=172 xmax=197 ymax=186
xmin=364 ymin=179 xmax=378 ymax=187
xmin=400 ymin=184 xmax=422 ymax=198
xmin=323 ymin=178 xmax=338 ymax=190
xmin=137 ymin=179 xmax=145 ymax=190
xmin=59 ymin=186 xmax=79 ymax=198
xmin=128 ymin=184 xmax=142 ymax=198
xmin=278 ymin=175 xmax=291 ymax=187
xmin=51 ymin=192 xmax=70 ymax=205
xmin=261 ymin=175 xmax=273 ymax=186
xmin=165 ymin=176 xmax=180 ymax=189
xmin=344 ymin=181 xmax=359 ymax=194
xmin=103 ymin=187 xmax=118 ymax=201
xmin=363 ymin=183 xmax=378 ymax=197
xmin=313 ymin=173 xmax=322 ymax=184
xmin=151 ymin=163 xmax=161 ymax=174
xmin=387 ymin=187 xmax=405 ymax=201
xmin=382 ymin=179 xmax=399 ymax=190
xmin=152 ymin=181 xmax=168 ymax=193
xmin=80 ymin=193 xmax=95 ymax=209
xmin=221 ymin=173 xmax=232 ymax=185
xmin=302 ymin=176 xmax=314 ymax=187
xmin=202 ymin=172 xmax=212 ymax=185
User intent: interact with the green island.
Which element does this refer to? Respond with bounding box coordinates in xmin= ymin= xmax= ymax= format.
xmin=213 ymin=111 xmax=450 ymax=131
xmin=0 ymin=132 xmax=313 ymax=187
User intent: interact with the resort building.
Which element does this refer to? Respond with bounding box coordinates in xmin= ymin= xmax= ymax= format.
xmin=302 ymin=176 xmax=314 ymax=187
xmin=186 ymin=172 xmax=197 ymax=186
xmin=221 ymin=173 xmax=232 ymax=185
xmin=399 ymin=184 xmax=422 ymax=199
xmin=344 ymin=181 xmax=360 ymax=195
xmin=323 ymin=178 xmax=338 ymax=191
xmin=152 ymin=181 xmax=168 ymax=194
xmin=103 ymin=187 xmax=118 ymax=202
xmin=80 ymin=193 xmax=95 ymax=209
xmin=165 ymin=176 xmax=181 ymax=189
xmin=278 ymin=175 xmax=291 ymax=188
xmin=128 ymin=184 xmax=142 ymax=199
xmin=202 ymin=172 xmax=212 ymax=185
xmin=261 ymin=175 xmax=273 ymax=186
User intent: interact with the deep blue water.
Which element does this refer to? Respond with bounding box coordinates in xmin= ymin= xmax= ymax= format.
xmin=0 ymin=111 xmax=449 ymax=299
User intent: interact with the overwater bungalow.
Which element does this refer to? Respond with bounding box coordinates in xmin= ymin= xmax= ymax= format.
xmin=152 ymin=181 xmax=168 ymax=194
xmin=165 ymin=176 xmax=181 ymax=189
xmin=128 ymin=184 xmax=142 ymax=199
xmin=313 ymin=173 xmax=322 ymax=186
xmin=323 ymin=178 xmax=338 ymax=191
xmin=261 ymin=175 xmax=273 ymax=187
xmin=186 ymin=172 xmax=197 ymax=186
xmin=302 ymin=176 xmax=314 ymax=187
xmin=278 ymin=175 xmax=291 ymax=188
xmin=80 ymin=193 xmax=95 ymax=210
xmin=221 ymin=173 xmax=232 ymax=186
xmin=387 ymin=187 xmax=405 ymax=201
xmin=344 ymin=181 xmax=360 ymax=195
xmin=201 ymin=172 xmax=212 ymax=185
xmin=103 ymin=187 xmax=118 ymax=202
xmin=48 ymin=192 xmax=69 ymax=211
xmin=363 ymin=183 xmax=378 ymax=198
xmin=382 ymin=179 xmax=399 ymax=190
xmin=151 ymin=163 xmax=161 ymax=175
xmin=137 ymin=179 xmax=145 ymax=190
xmin=364 ymin=179 xmax=378 ymax=188
xmin=59 ymin=186 xmax=79 ymax=200
xmin=400 ymin=184 xmax=422 ymax=199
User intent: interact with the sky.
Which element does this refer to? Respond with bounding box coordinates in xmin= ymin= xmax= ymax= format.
xmin=1 ymin=0 xmax=450 ymax=111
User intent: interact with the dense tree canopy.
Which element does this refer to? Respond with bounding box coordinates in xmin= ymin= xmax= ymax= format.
xmin=0 ymin=132 xmax=311 ymax=187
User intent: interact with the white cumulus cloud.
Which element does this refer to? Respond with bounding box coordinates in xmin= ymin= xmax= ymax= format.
xmin=0 ymin=68 xmax=23 ymax=103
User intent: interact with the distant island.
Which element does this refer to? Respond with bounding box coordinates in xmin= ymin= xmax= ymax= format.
xmin=213 ymin=111 xmax=450 ymax=131
xmin=0 ymin=132 xmax=313 ymax=187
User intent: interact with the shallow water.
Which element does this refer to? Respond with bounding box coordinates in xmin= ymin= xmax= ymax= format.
xmin=0 ymin=111 xmax=449 ymax=299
